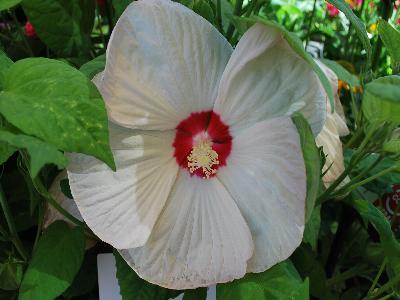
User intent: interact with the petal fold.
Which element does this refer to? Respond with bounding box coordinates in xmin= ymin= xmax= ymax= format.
xmin=67 ymin=123 xmax=178 ymax=249
xmin=102 ymin=0 xmax=232 ymax=130
xmin=217 ymin=117 xmax=306 ymax=272
xmin=119 ymin=172 xmax=253 ymax=289
xmin=214 ymin=23 xmax=326 ymax=135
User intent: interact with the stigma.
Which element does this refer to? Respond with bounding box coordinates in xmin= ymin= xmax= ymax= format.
xmin=187 ymin=139 xmax=219 ymax=179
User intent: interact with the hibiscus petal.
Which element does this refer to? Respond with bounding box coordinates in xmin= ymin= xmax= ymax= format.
xmin=101 ymin=0 xmax=232 ymax=130
xmin=217 ymin=117 xmax=306 ymax=272
xmin=67 ymin=123 xmax=178 ymax=249
xmin=119 ymin=172 xmax=253 ymax=289
xmin=214 ymin=23 xmax=326 ymax=135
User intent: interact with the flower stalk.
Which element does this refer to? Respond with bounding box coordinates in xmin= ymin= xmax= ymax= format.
xmin=0 ymin=184 xmax=28 ymax=261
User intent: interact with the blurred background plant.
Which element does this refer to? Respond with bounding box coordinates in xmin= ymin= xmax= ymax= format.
xmin=0 ymin=0 xmax=399 ymax=299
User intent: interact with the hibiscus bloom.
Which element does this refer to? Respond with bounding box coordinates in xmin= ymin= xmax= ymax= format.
xmin=67 ymin=0 xmax=326 ymax=289
xmin=315 ymin=61 xmax=349 ymax=187
xmin=327 ymin=3 xmax=340 ymax=17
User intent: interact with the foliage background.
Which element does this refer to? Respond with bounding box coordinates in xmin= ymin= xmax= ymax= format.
xmin=0 ymin=0 xmax=400 ymax=299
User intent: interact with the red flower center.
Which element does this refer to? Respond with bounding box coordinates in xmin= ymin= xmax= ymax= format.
xmin=173 ymin=111 xmax=232 ymax=179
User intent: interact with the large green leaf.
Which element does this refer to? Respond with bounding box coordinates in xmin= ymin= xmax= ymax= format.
xmin=326 ymin=0 xmax=371 ymax=66
xmin=112 ymin=0 xmax=132 ymax=20
xmin=349 ymin=199 xmax=400 ymax=279
xmin=0 ymin=58 xmax=115 ymax=170
xmin=0 ymin=0 xmax=21 ymax=11
xmin=217 ymin=261 xmax=309 ymax=300
xmin=378 ymin=20 xmax=400 ymax=67
xmin=19 ymin=221 xmax=85 ymax=300
xmin=114 ymin=251 xmax=180 ymax=300
xmin=292 ymin=245 xmax=330 ymax=300
xmin=320 ymin=59 xmax=360 ymax=87
xmin=362 ymin=76 xmax=400 ymax=124
xmin=183 ymin=288 xmax=207 ymax=300
xmin=0 ymin=141 xmax=16 ymax=165
xmin=0 ymin=259 xmax=24 ymax=291
xmin=233 ymin=16 xmax=334 ymax=110
xmin=292 ymin=113 xmax=321 ymax=222
xmin=0 ymin=129 xmax=67 ymax=178
xmin=79 ymin=54 xmax=106 ymax=79
xmin=383 ymin=139 xmax=400 ymax=153
xmin=0 ymin=50 xmax=13 ymax=91
xmin=303 ymin=205 xmax=321 ymax=251
xmin=22 ymin=0 xmax=95 ymax=57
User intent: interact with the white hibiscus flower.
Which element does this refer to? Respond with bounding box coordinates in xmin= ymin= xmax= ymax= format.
xmin=67 ymin=0 xmax=326 ymax=289
xmin=315 ymin=61 xmax=349 ymax=187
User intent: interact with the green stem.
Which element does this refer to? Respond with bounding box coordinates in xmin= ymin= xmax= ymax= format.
xmin=9 ymin=9 xmax=34 ymax=57
xmin=226 ymin=0 xmax=244 ymax=42
xmin=305 ymin=0 xmax=317 ymax=47
xmin=18 ymin=151 xmax=84 ymax=228
xmin=33 ymin=200 xmax=44 ymax=250
xmin=216 ymin=0 xmax=223 ymax=33
xmin=337 ymin=166 xmax=396 ymax=196
xmin=0 ymin=185 xmax=28 ymax=261
xmin=326 ymin=265 xmax=368 ymax=287
xmin=371 ymin=0 xmax=393 ymax=71
xmin=366 ymin=258 xmax=387 ymax=298
xmin=33 ymin=177 xmax=84 ymax=227
xmin=369 ymin=272 xmax=400 ymax=299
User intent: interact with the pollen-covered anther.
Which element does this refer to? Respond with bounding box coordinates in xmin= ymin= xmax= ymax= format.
xmin=187 ymin=140 xmax=219 ymax=179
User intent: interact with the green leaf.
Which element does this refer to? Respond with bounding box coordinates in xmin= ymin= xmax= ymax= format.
xmin=292 ymin=245 xmax=330 ymax=299
xmin=63 ymin=250 xmax=98 ymax=298
xmin=21 ymin=0 xmax=95 ymax=57
xmin=292 ymin=113 xmax=321 ymax=222
xmin=211 ymin=0 xmax=233 ymax=31
xmin=114 ymin=251 xmax=180 ymax=300
xmin=383 ymin=139 xmax=400 ymax=153
xmin=349 ymin=199 xmax=400 ymax=278
xmin=0 ymin=0 xmax=21 ymax=11
xmin=0 ymin=50 xmax=13 ymax=91
xmin=217 ymin=261 xmax=309 ymax=300
xmin=378 ymin=20 xmax=400 ymax=67
xmin=326 ymin=0 xmax=371 ymax=66
xmin=79 ymin=54 xmax=106 ymax=79
xmin=0 ymin=130 xmax=67 ymax=178
xmin=362 ymin=76 xmax=400 ymax=124
xmin=303 ymin=205 xmax=321 ymax=251
xmin=320 ymin=59 xmax=360 ymax=88
xmin=60 ymin=178 xmax=73 ymax=199
xmin=0 ymin=259 xmax=24 ymax=291
xmin=112 ymin=0 xmax=132 ymax=20
xmin=0 ymin=58 xmax=115 ymax=170
xmin=234 ymin=16 xmax=334 ymax=110
xmin=0 ymin=141 xmax=16 ymax=165
xmin=193 ymin=0 xmax=215 ymax=25
xmin=19 ymin=221 xmax=85 ymax=300
xmin=183 ymin=288 xmax=207 ymax=300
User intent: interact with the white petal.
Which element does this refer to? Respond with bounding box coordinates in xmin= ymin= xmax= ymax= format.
xmin=315 ymin=60 xmax=349 ymax=136
xmin=67 ymin=123 xmax=179 ymax=249
xmin=101 ymin=0 xmax=232 ymax=130
xmin=214 ymin=23 xmax=326 ymax=135
xmin=217 ymin=117 xmax=306 ymax=272
xmin=314 ymin=60 xmax=349 ymax=187
xmin=119 ymin=172 xmax=253 ymax=289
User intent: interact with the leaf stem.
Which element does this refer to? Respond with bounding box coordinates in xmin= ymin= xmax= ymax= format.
xmin=369 ymin=271 xmax=400 ymax=299
xmin=0 ymin=184 xmax=28 ymax=261
xmin=326 ymin=265 xmax=368 ymax=287
xmin=216 ymin=0 xmax=223 ymax=33
xmin=226 ymin=0 xmax=244 ymax=42
xmin=305 ymin=0 xmax=317 ymax=47
xmin=366 ymin=258 xmax=387 ymax=298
